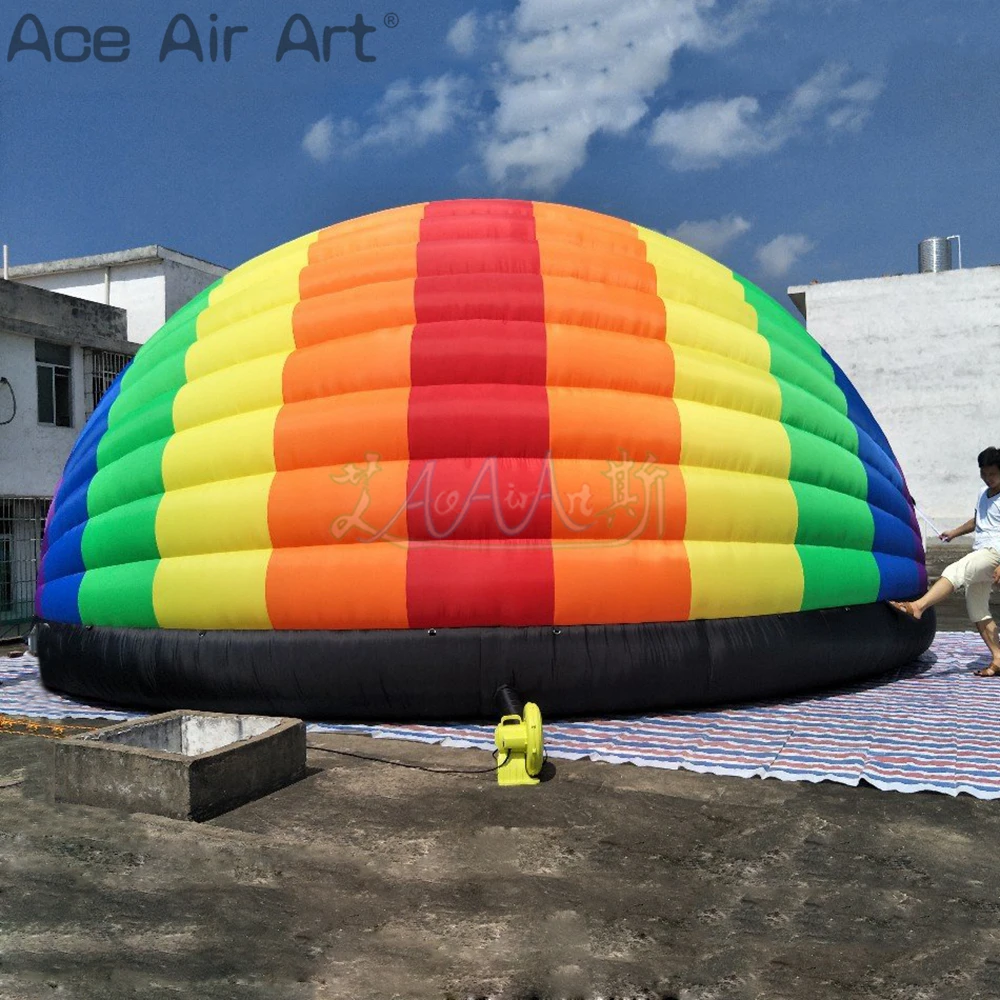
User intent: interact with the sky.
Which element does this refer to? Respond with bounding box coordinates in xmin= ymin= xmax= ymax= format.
xmin=3 ymin=0 xmax=1000 ymax=306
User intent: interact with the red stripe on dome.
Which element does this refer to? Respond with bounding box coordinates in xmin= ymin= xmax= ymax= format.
xmin=406 ymin=199 xmax=554 ymax=628
xmin=410 ymin=319 xmax=546 ymax=386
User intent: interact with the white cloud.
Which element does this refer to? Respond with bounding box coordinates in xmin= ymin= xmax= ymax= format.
xmin=651 ymin=96 xmax=768 ymax=167
xmin=328 ymin=75 xmax=473 ymax=156
xmin=304 ymin=0 xmax=804 ymax=189
xmin=668 ymin=214 xmax=751 ymax=256
xmin=447 ymin=12 xmax=477 ymax=57
xmin=650 ymin=62 xmax=882 ymax=169
xmin=481 ymin=0 xmax=768 ymax=192
xmin=302 ymin=116 xmax=335 ymax=163
xmin=755 ymin=233 xmax=815 ymax=277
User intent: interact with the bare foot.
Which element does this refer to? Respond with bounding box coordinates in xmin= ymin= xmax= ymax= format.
xmin=889 ymin=600 xmax=923 ymax=620
xmin=974 ymin=663 xmax=1000 ymax=677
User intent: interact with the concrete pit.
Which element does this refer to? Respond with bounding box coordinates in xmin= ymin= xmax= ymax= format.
xmin=51 ymin=710 xmax=306 ymax=821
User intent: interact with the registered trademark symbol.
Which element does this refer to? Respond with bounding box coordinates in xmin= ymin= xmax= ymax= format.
xmin=384 ymin=12 xmax=399 ymax=28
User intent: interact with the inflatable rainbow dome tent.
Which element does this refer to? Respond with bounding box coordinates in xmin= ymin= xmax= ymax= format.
xmin=36 ymin=200 xmax=934 ymax=720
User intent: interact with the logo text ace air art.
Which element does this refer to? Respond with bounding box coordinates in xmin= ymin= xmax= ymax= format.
xmin=6 ymin=12 xmax=387 ymax=64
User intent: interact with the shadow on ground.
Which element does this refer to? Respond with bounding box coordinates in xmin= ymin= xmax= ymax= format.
xmin=4 ymin=714 xmax=1000 ymax=1000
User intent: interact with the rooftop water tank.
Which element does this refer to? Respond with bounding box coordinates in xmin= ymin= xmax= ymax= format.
xmin=918 ymin=237 xmax=953 ymax=273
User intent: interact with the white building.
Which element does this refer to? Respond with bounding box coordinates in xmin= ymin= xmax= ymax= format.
xmin=8 ymin=245 xmax=227 ymax=344
xmin=0 ymin=245 xmax=227 ymax=638
xmin=0 ymin=280 xmax=139 ymax=636
xmin=788 ymin=264 xmax=1000 ymax=528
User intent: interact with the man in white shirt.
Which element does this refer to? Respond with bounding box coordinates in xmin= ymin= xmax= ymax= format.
xmin=891 ymin=446 xmax=1000 ymax=676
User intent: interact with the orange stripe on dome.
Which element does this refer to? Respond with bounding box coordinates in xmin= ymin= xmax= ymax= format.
xmin=305 ymin=220 xmax=426 ymax=259
xmin=291 ymin=279 xmax=418 ymax=348
xmin=268 ymin=462 xmax=409 ymax=548
xmin=546 ymin=326 xmax=674 ymax=396
xmin=266 ymin=542 xmax=408 ymax=629
xmin=549 ymin=364 xmax=691 ymax=620
xmin=548 ymin=387 xmax=681 ymax=463
xmin=300 ymin=243 xmax=419 ymax=298
xmin=554 ymin=541 xmax=692 ymax=625
xmin=281 ymin=327 xmax=413 ymax=402
xmin=272 ymin=389 xmax=410 ymax=471
xmin=532 ymin=202 xmax=642 ymax=256
xmin=291 ymin=209 xmax=422 ymax=348
xmin=536 ymin=212 xmax=685 ymax=625
xmin=548 ymin=213 xmax=691 ymax=624
xmin=548 ymin=459 xmax=686 ymax=542
xmin=537 ymin=242 xmax=658 ymax=293
xmin=314 ymin=202 xmax=426 ymax=239
xmin=265 ymin=210 xmax=421 ymax=630
xmin=542 ymin=275 xmax=666 ymax=340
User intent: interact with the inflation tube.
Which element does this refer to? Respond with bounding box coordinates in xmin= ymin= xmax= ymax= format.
xmin=496 ymin=685 xmax=525 ymax=718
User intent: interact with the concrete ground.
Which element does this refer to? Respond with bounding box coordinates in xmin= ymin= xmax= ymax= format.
xmin=1 ymin=543 xmax=999 ymax=1000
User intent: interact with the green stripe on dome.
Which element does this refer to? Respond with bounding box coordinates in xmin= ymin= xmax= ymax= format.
xmin=97 ymin=394 xmax=176 ymax=468
xmin=79 ymin=561 xmax=158 ymax=626
xmin=791 ymin=481 xmax=875 ymax=551
xmin=81 ymin=495 xmax=162 ymax=572
xmin=775 ymin=379 xmax=857 ymax=452
xmin=797 ymin=546 xmax=881 ymax=610
xmin=735 ymin=271 xmax=875 ymax=613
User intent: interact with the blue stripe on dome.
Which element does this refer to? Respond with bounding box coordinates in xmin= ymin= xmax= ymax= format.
xmin=821 ymin=350 xmax=898 ymax=468
xmin=41 ymin=523 xmax=87 ymax=583
xmin=871 ymin=507 xmax=921 ymax=562
xmin=45 ymin=482 xmax=90 ymax=547
xmin=38 ymin=572 xmax=83 ymax=624
xmin=856 ymin=426 xmax=903 ymax=494
xmin=37 ymin=374 xmax=125 ymax=623
xmin=875 ymin=552 xmax=923 ymax=602
xmin=821 ymin=347 xmax=924 ymax=594
xmin=865 ymin=468 xmax=916 ymax=530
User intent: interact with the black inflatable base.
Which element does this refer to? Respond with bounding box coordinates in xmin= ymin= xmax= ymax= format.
xmin=37 ymin=604 xmax=936 ymax=722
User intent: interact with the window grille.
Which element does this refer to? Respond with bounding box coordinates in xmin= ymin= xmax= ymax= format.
xmin=84 ymin=348 xmax=132 ymax=419
xmin=0 ymin=496 xmax=50 ymax=640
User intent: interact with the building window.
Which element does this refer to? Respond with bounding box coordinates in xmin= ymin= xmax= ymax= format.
xmin=35 ymin=340 xmax=73 ymax=427
xmin=84 ymin=348 xmax=132 ymax=420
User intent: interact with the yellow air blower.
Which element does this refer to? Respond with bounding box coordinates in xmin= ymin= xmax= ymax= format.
xmin=494 ymin=685 xmax=544 ymax=787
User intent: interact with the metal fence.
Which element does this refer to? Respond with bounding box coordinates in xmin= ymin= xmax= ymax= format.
xmin=0 ymin=496 xmax=50 ymax=640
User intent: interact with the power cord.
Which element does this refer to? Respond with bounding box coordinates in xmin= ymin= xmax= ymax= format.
xmin=0 ymin=377 xmax=14 ymax=425
xmin=306 ymin=743 xmax=511 ymax=775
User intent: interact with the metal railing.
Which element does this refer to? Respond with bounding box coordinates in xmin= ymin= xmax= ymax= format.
xmin=0 ymin=496 xmax=50 ymax=640
xmin=83 ymin=348 xmax=132 ymax=420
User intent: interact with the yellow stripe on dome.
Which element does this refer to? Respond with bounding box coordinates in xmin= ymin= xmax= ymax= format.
xmin=173 ymin=352 xmax=288 ymax=432
xmin=636 ymin=227 xmax=757 ymax=330
xmin=672 ymin=345 xmax=781 ymax=421
xmin=155 ymin=474 xmax=274 ymax=559
xmin=185 ymin=309 xmax=294 ymax=380
xmin=665 ymin=302 xmax=771 ymax=372
xmin=152 ymin=550 xmax=272 ymax=629
xmin=184 ymin=234 xmax=317 ymax=379
xmin=681 ymin=467 xmax=798 ymax=545
xmin=686 ymin=541 xmax=804 ymax=619
xmin=676 ymin=399 xmax=791 ymax=479
xmin=205 ymin=232 xmax=318 ymax=308
xmin=161 ymin=406 xmax=280 ymax=492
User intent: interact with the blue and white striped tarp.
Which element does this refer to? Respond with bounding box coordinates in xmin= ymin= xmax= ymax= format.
xmin=3 ymin=632 xmax=999 ymax=798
